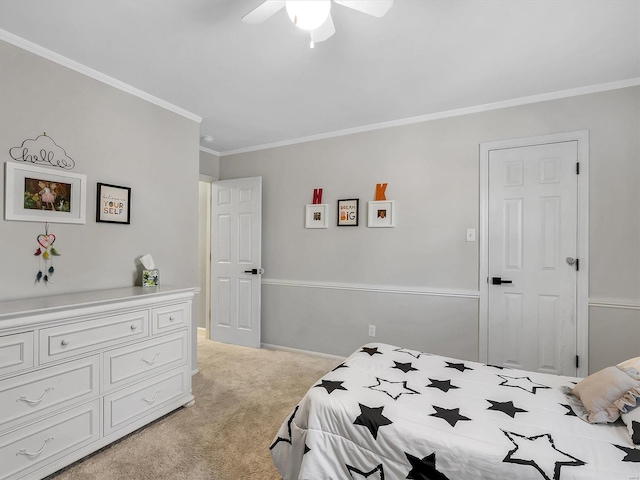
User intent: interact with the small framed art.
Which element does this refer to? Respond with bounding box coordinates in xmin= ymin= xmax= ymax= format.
xmin=305 ymin=204 xmax=329 ymax=229
xmin=337 ymin=198 xmax=359 ymax=226
xmin=4 ymin=162 xmax=87 ymax=224
xmin=96 ymin=182 xmax=131 ymax=224
xmin=368 ymin=200 xmax=395 ymax=227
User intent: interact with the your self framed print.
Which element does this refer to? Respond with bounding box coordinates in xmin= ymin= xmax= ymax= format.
xmin=96 ymin=182 xmax=131 ymax=224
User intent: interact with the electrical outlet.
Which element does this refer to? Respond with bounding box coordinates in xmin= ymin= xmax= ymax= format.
xmin=466 ymin=228 xmax=476 ymax=242
xmin=368 ymin=325 xmax=376 ymax=337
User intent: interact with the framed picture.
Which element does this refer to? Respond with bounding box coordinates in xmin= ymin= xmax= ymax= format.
xmin=4 ymin=162 xmax=87 ymax=224
xmin=96 ymin=183 xmax=131 ymax=224
xmin=305 ymin=204 xmax=329 ymax=229
xmin=368 ymin=200 xmax=395 ymax=227
xmin=337 ymin=198 xmax=359 ymax=226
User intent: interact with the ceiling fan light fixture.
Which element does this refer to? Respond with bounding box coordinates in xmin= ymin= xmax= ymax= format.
xmin=285 ymin=0 xmax=331 ymax=31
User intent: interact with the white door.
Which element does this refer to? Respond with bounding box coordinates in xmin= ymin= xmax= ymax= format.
xmin=487 ymin=141 xmax=578 ymax=375
xmin=210 ymin=177 xmax=262 ymax=348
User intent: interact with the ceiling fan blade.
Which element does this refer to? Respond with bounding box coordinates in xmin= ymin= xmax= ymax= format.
xmin=333 ymin=0 xmax=393 ymax=17
xmin=242 ymin=0 xmax=286 ymax=24
xmin=313 ymin=14 xmax=336 ymax=43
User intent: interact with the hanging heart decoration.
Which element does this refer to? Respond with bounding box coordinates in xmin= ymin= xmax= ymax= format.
xmin=37 ymin=233 xmax=56 ymax=249
xmin=34 ymin=224 xmax=60 ymax=285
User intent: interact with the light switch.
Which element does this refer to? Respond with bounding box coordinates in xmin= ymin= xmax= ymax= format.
xmin=466 ymin=228 xmax=476 ymax=242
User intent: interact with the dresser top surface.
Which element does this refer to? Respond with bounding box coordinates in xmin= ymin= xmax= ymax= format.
xmin=0 ymin=286 xmax=196 ymax=321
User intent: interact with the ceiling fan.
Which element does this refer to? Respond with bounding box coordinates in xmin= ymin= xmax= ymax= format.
xmin=242 ymin=0 xmax=394 ymax=48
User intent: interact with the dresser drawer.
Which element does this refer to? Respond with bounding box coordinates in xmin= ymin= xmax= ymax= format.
xmin=0 ymin=400 xmax=99 ymax=480
xmin=104 ymin=366 xmax=188 ymax=435
xmin=103 ymin=331 xmax=188 ymax=391
xmin=40 ymin=310 xmax=149 ymax=363
xmin=151 ymin=302 xmax=188 ymax=335
xmin=0 ymin=356 xmax=99 ymax=433
xmin=0 ymin=332 xmax=34 ymax=377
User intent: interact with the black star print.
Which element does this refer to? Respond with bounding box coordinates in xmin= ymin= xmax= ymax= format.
xmin=405 ymin=452 xmax=450 ymax=480
xmin=368 ymin=377 xmax=420 ymax=400
xmin=614 ymin=444 xmax=640 ymax=462
xmin=502 ymin=430 xmax=585 ymax=480
xmin=560 ymin=404 xmax=577 ymax=417
xmin=487 ymin=400 xmax=528 ymax=418
xmin=426 ymin=379 xmax=459 ymax=393
xmin=487 ymin=364 xmax=508 ymax=370
xmin=332 ymin=363 xmax=349 ymax=371
xmin=304 ymin=444 xmax=310 ymax=455
xmin=497 ymin=374 xmax=551 ymax=394
xmin=361 ymin=347 xmax=382 ymax=356
xmin=631 ymin=420 xmax=640 ymax=444
xmin=269 ymin=405 xmax=299 ymax=450
xmin=393 ymin=347 xmax=428 ymax=359
xmin=393 ymin=361 xmax=418 ymax=373
xmin=315 ymin=379 xmax=347 ymax=394
xmin=445 ymin=361 xmax=473 ymax=372
xmin=429 ymin=406 xmax=471 ymax=427
xmin=346 ymin=463 xmax=385 ymax=479
xmin=353 ymin=404 xmax=393 ymax=440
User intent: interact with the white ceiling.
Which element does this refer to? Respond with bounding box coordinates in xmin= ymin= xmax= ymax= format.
xmin=0 ymin=0 xmax=638 ymax=154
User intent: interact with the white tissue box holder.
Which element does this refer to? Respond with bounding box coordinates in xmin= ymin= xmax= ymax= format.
xmin=142 ymin=269 xmax=159 ymax=287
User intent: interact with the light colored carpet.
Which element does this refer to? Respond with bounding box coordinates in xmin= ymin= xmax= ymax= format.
xmin=48 ymin=336 xmax=341 ymax=480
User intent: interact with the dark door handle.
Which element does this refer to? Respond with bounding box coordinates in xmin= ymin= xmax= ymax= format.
xmin=492 ymin=277 xmax=513 ymax=285
xmin=243 ymin=268 xmax=264 ymax=275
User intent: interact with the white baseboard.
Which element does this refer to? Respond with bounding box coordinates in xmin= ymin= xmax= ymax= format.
xmin=261 ymin=343 xmax=346 ymax=362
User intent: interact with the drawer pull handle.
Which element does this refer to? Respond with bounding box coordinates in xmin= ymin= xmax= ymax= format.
xmin=130 ymin=324 xmax=138 ymax=331
xmin=141 ymin=353 xmax=160 ymax=365
xmin=169 ymin=316 xmax=175 ymax=321
xmin=16 ymin=437 xmax=54 ymax=457
xmin=60 ymin=339 xmax=69 ymax=346
xmin=141 ymin=390 xmax=160 ymax=404
xmin=17 ymin=387 xmax=54 ymax=405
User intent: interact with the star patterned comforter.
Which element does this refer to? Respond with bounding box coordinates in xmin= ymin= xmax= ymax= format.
xmin=271 ymin=343 xmax=639 ymax=480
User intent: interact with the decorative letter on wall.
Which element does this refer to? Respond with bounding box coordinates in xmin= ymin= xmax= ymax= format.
xmin=369 ymin=183 xmax=394 ymax=228
xmin=306 ymin=188 xmax=328 ymax=228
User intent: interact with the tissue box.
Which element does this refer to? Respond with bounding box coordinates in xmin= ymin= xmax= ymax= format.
xmin=142 ymin=269 xmax=159 ymax=287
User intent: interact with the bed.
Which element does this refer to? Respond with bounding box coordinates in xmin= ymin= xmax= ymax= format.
xmin=271 ymin=343 xmax=639 ymax=480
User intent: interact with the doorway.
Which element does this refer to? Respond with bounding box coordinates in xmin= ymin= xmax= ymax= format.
xmin=198 ymin=176 xmax=214 ymax=339
xmin=210 ymin=177 xmax=263 ymax=348
xmin=479 ymin=131 xmax=589 ymax=377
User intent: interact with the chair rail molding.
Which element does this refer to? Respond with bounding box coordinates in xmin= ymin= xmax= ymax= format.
xmin=261 ymin=278 xmax=480 ymax=299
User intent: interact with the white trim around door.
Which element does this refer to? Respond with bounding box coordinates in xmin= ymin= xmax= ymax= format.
xmin=479 ymin=130 xmax=589 ymax=377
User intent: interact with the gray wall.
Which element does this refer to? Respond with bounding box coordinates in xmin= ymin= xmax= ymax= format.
xmin=220 ymin=86 xmax=640 ymax=372
xmin=0 ymin=40 xmax=200 ymax=301
xmin=199 ymin=150 xmax=219 ymax=179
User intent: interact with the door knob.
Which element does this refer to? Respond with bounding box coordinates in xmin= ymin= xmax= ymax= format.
xmin=491 ymin=277 xmax=513 ymax=285
xmin=243 ymin=268 xmax=264 ymax=275
xmin=566 ymin=257 xmax=575 ymax=265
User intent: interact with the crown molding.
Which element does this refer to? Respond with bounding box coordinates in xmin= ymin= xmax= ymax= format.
xmin=0 ymin=29 xmax=202 ymax=124
xmin=199 ymin=146 xmax=221 ymax=157
xmin=220 ymin=77 xmax=640 ymax=156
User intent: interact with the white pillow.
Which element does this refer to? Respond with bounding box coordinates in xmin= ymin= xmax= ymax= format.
xmin=618 ymin=356 xmax=640 ymax=377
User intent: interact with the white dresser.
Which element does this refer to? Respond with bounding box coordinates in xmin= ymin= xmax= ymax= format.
xmin=0 ymin=286 xmax=196 ymax=480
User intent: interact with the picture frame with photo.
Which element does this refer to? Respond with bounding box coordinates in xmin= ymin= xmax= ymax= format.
xmin=368 ymin=200 xmax=395 ymax=228
xmin=337 ymin=198 xmax=359 ymax=227
xmin=305 ymin=204 xmax=329 ymax=229
xmin=4 ymin=162 xmax=87 ymax=224
xmin=96 ymin=182 xmax=131 ymax=224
